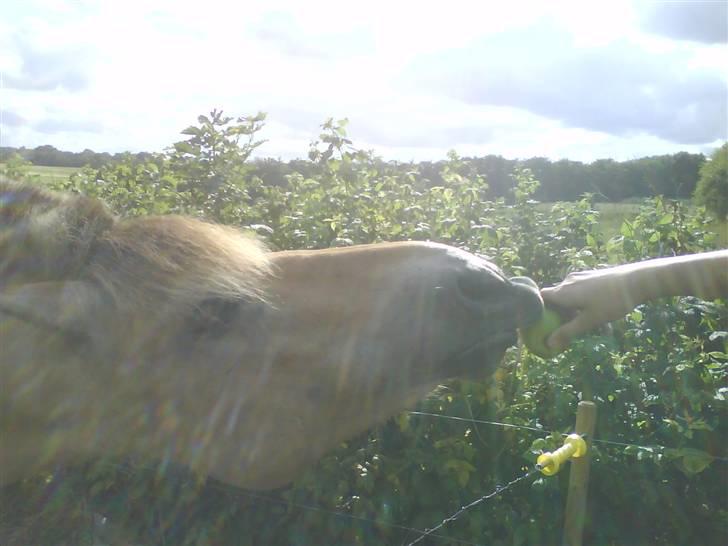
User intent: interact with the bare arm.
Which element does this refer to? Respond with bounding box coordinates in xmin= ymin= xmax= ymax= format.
xmin=541 ymin=250 xmax=728 ymax=352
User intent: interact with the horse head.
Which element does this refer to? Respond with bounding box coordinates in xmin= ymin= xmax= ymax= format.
xmin=0 ymin=179 xmax=542 ymax=489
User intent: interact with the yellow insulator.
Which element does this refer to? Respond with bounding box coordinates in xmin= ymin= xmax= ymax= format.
xmin=537 ymin=433 xmax=588 ymax=476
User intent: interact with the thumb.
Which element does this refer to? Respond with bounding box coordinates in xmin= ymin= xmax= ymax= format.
xmin=547 ymin=312 xmax=603 ymax=353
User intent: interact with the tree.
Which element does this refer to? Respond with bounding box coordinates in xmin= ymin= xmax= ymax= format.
xmin=169 ymin=109 xmax=266 ymax=221
xmin=0 ymin=153 xmax=39 ymax=182
xmin=672 ymin=151 xmax=705 ymax=198
xmin=693 ymin=143 xmax=728 ymax=219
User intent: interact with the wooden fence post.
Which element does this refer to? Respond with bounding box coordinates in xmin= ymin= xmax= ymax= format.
xmin=562 ymin=401 xmax=597 ymax=546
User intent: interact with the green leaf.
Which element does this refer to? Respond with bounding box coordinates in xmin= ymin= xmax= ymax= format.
xmin=679 ymin=449 xmax=714 ymax=475
xmin=396 ymin=412 xmax=410 ymax=432
xmin=180 ymin=126 xmax=201 ymax=136
xmin=620 ymin=220 xmax=634 ymax=237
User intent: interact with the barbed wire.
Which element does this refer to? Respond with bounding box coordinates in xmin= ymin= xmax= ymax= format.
xmin=228 ymin=488 xmax=487 ymax=546
xmin=96 ymin=406 xmax=726 ymax=546
xmin=102 ymin=461 xmax=486 ymax=545
xmin=402 ymin=466 xmax=540 ymax=546
xmin=197 ymin=465 xmax=541 ymax=546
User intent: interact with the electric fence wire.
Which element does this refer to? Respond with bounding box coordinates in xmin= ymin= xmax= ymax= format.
xmin=408 ymin=410 xmax=728 ymax=463
xmin=148 ymin=411 xmax=728 ymax=544
xmin=100 ymin=408 xmax=726 ymax=545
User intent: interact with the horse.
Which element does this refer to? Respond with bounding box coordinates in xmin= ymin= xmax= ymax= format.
xmin=0 ymin=179 xmax=543 ymax=490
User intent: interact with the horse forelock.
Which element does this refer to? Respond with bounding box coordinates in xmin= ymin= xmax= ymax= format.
xmin=0 ymin=179 xmax=272 ymax=313
xmin=91 ymin=216 xmax=272 ymax=312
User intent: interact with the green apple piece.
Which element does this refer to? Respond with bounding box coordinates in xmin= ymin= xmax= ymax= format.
xmin=520 ymin=307 xmax=563 ymax=358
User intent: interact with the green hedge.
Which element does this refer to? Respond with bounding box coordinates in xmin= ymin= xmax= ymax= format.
xmin=2 ymin=114 xmax=725 ymax=545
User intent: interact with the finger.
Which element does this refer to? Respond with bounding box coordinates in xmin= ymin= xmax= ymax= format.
xmin=540 ymin=285 xmax=577 ymax=306
xmin=547 ymin=312 xmax=605 ymax=352
xmin=540 ymin=285 xmax=556 ymax=298
xmin=539 ymin=286 xmax=563 ymax=305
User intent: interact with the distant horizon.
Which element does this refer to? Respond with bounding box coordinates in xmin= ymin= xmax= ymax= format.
xmin=2 ymin=138 xmax=720 ymax=166
xmin=1 ymin=1 xmax=726 ymax=162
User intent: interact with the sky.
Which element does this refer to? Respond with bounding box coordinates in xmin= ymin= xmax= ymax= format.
xmin=0 ymin=0 xmax=726 ymax=162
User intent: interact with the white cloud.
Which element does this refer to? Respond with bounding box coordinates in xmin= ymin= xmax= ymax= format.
xmin=640 ymin=0 xmax=728 ymax=44
xmin=0 ymin=0 xmax=725 ymax=160
xmin=408 ymin=28 xmax=726 ymax=145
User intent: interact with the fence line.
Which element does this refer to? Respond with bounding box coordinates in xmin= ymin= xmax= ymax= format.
xmin=402 ymin=467 xmax=540 ymax=546
xmin=96 ymin=407 xmax=725 ymax=544
xmin=408 ymin=410 xmax=728 ymax=463
xmin=215 ymin=486 xmax=490 ymax=546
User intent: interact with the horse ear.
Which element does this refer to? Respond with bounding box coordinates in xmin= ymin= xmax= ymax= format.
xmin=0 ymin=281 xmax=108 ymax=343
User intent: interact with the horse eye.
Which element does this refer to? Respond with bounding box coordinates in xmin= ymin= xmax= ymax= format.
xmin=188 ymin=297 xmax=242 ymax=337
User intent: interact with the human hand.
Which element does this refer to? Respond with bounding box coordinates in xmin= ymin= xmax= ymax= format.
xmin=541 ymin=250 xmax=728 ymax=353
xmin=540 ymin=268 xmax=641 ymax=353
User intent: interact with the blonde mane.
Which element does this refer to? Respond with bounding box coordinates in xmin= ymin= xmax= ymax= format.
xmin=91 ymin=216 xmax=272 ymax=311
xmin=0 ymin=179 xmax=272 ymax=313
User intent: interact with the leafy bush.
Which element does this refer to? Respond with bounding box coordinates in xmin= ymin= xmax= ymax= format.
xmin=3 ymin=113 xmax=726 ymax=546
xmin=693 ymin=143 xmax=728 ymax=220
xmin=0 ymin=153 xmax=40 ymax=182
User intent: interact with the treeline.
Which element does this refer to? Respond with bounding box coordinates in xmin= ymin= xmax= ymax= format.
xmin=1 ymin=145 xmax=706 ymax=203
xmin=0 ymin=145 xmax=154 ymax=169
xmin=468 ymin=153 xmax=704 ymax=201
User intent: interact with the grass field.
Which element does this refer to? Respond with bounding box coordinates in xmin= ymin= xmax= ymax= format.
xmin=542 ymin=201 xmax=726 ymax=245
xmin=594 ymin=202 xmax=642 ymax=236
xmin=599 ymin=202 xmax=727 ymax=246
xmin=538 ymin=201 xmax=641 ymax=237
xmin=0 ymin=163 xmax=80 ymax=185
xmin=12 ymin=164 xmax=80 ymax=185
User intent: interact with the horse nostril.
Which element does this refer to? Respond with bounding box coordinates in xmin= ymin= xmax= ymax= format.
xmin=509 ymin=277 xmax=544 ymax=328
xmin=450 ymin=259 xmax=543 ymax=329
